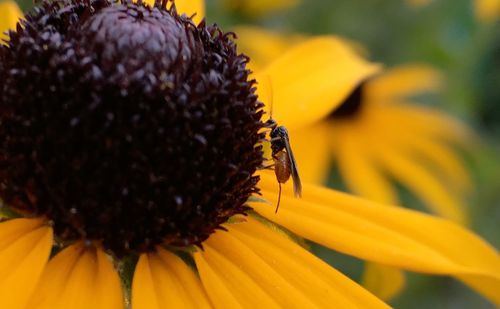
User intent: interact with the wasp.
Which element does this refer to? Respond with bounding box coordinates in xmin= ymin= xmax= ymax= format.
xmin=260 ymin=76 xmax=302 ymax=213
xmin=264 ymin=116 xmax=302 ymax=213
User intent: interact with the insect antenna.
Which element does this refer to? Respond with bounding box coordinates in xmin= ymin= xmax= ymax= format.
xmin=261 ymin=74 xmax=276 ymax=128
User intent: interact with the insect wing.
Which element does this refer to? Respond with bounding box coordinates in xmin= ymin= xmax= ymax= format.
xmin=283 ymin=132 xmax=302 ymax=198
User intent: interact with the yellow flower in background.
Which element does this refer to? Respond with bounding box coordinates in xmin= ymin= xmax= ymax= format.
xmin=1 ymin=2 xmax=500 ymax=309
xmin=221 ymin=0 xmax=300 ymax=17
xmin=311 ymin=65 xmax=473 ymax=224
xmin=294 ymin=65 xmax=474 ymax=300
xmin=236 ymin=26 xmax=488 ymax=302
xmin=237 ymin=27 xmax=473 ymax=224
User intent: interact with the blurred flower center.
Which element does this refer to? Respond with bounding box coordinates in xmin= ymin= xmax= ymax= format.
xmin=329 ymin=82 xmax=365 ymax=119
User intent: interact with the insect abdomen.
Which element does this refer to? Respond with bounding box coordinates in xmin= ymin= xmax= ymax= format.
xmin=274 ymin=151 xmax=291 ymax=183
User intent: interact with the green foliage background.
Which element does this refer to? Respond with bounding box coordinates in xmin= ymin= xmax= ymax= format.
xmin=12 ymin=0 xmax=500 ymax=307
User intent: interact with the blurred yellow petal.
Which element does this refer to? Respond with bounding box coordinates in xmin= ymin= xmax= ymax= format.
xmin=475 ymin=0 xmax=500 ymax=22
xmin=0 ymin=1 xmax=22 ymax=42
xmin=335 ymin=128 xmax=398 ymax=204
xmin=376 ymin=102 xmax=476 ymax=145
xmin=289 ymin=122 xmax=330 ymax=183
xmin=223 ymin=0 xmax=300 ymax=17
xmin=362 ymin=263 xmax=405 ymax=301
xmin=141 ymin=0 xmax=205 ymax=24
xmin=28 ymin=242 xmax=123 ymax=309
xmin=370 ymin=139 xmax=467 ymax=224
xmin=410 ymin=139 xmax=472 ymax=192
xmin=332 ymin=123 xmax=405 ymax=301
xmin=173 ymin=0 xmax=205 ymax=24
xmin=233 ymin=26 xmax=303 ymax=72
xmin=0 ymin=218 xmax=52 ymax=309
xmin=256 ymin=37 xmax=381 ymax=130
xmin=365 ymin=64 xmax=442 ymax=101
xmin=387 ymin=129 xmax=473 ymax=193
xmin=194 ymin=216 xmax=390 ymax=308
xmin=254 ymin=173 xmax=500 ymax=306
xmin=331 ymin=102 xmax=472 ymax=214
xmin=132 ymin=247 xmax=212 ymax=309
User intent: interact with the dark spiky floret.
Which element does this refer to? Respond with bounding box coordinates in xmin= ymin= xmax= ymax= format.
xmin=328 ymin=82 xmax=365 ymax=119
xmin=0 ymin=0 xmax=264 ymax=256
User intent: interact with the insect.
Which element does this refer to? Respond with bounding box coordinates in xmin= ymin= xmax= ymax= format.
xmin=263 ymin=80 xmax=302 ymax=213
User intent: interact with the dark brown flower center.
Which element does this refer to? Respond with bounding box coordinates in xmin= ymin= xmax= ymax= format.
xmin=0 ymin=0 xmax=264 ymax=257
xmin=328 ymin=82 xmax=365 ymax=120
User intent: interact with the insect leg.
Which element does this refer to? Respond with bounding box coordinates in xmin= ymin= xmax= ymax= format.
xmin=275 ymin=182 xmax=282 ymax=214
xmin=261 ymin=163 xmax=275 ymax=170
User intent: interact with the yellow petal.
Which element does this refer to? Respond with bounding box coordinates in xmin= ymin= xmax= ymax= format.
xmin=141 ymin=0 xmax=205 ymax=24
xmin=363 ymin=103 xmax=473 ymax=193
xmin=289 ymin=122 xmax=331 ymax=184
xmin=365 ymin=64 xmax=442 ymax=101
xmin=132 ymin=247 xmax=212 ymax=309
xmin=0 ymin=218 xmax=52 ymax=309
xmin=173 ymin=0 xmax=205 ymax=24
xmin=375 ymin=102 xmax=476 ymax=145
xmin=329 ymin=114 xmax=406 ymax=301
xmin=332 ymin=99 xmax=472 ymax=203
xmin=387 ymin=128 xmax=472 ymax=193
xmin=369 ymin=140 xmax=467 ymax=224
xmin=475 ymin=0 xmax=500 ymax=22
xmin=233 ymin=26 xmax=304 ymax=72
xmin=334 ymin=127 xmax=398 ymax=204
xmin=253 ymin=173 xmax=500 ymax=306
xmin=223 ymin=0 xmax=300 ymax=17
xmin=256 ymin=36 xmax=381 ymax=130
xmin=0 ymin=1 xmax=22 ymax=43
xmin=28 ymin=242 xmax=123 ymax=309
xmin=362 ymin=263 xmax=405 ymax=301
xmin=343 ymin=100 xmax=472 ymax=205
xmin=194 ymin=216 xmax=390 ymax=308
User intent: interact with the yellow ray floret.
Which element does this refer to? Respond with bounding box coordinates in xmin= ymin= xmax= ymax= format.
xmin=140 ymin=0 xmax=205 ymax=24
xmin=364 ymin=65 xmax=443 ymax=101
xmin=195 ymin=216 xmax=390 ymax=308
xmin=0 ymin=218 xmax=53 ymax=309
xmin=0 ymin=1 xmax=23 ymax=43
xmin=26 ymin=242 xmax=123 ymax=309
xmin=362 ymin=263 xmax=406 ymax=302
xmin=222 ymin=0 xmax=300 ymax=17
xmin=256 ymin=36 xmax=381 ymax=130
xmin=132 ymin=247 xmax=212 ymax=309
xmin=233 ymin=26 xmax=304 ymax=72
xmin=254 ymin=173 xmax=500 ymax=306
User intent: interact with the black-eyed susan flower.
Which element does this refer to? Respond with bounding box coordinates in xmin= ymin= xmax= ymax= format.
xmin=1 ymin=1 xmax=500 ymax=308
xmin=236 ymin=26 xmax=472 ymax=225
